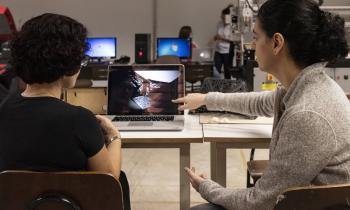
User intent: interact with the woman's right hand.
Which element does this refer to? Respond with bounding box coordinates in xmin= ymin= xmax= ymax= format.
xmin=95 ymin=115 xmax=120 ymax=141
xmin=172 ymin=93 xmax=207 ymax=111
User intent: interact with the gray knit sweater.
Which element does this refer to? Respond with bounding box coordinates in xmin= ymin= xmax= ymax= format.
xmin=200 ymin=63 xmax=350 ymax=210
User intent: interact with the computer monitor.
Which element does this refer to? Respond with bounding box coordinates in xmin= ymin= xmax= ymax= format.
xmin=86 ymin=37 xmax=117 ymax=59
xmin=0 ymin=6 xmax=16 ymax=42
xmin=157 ymin=38 xmax=191 ymax=59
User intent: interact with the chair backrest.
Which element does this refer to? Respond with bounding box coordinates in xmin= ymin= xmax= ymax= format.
xmin=274 ymin=183 xmax=350 ymax=210
xmin=200 ymin=77 xmax=248 ymax=93
xmin=155 ymin=55 xmax=181 ymax=64
xmin=0 ymin=170 xmax=123 ymax=210
xmin=0 ymin=83 xmax=8 ymax=103
xmin=185 ymin=63 xmax=213 ymax=84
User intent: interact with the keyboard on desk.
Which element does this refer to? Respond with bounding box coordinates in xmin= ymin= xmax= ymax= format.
xmin=112 ymin=115 xmax=175 ymax=122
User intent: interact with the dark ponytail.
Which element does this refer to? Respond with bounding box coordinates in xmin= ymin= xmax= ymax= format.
xmin=258 ymin=0 xmax=348 ymax=67
xmin=314 ymin=11 xmax=349 ymax=63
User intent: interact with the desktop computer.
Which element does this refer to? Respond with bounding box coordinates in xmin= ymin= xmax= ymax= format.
xmin=157 ymin=38 xmax=191 ymax=59
xmin=135 ymin=34 xmax=151 ymax=64
xmin=81 ymin=37 xmax=117 ymax=81
xmin=86 ymin=37 xmax=117 ymax=61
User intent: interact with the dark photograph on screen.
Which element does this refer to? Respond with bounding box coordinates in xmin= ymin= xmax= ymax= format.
xmin=108 ymin=67 xmax=183 ymax=115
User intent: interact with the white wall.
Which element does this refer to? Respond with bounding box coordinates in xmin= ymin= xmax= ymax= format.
xmin=157 ymin=0 xmax=232 ymax=49
xmin=0 ymin=0 xmax=349 ymax=62
xmin=0 ymin=0 xmax=234 ymax=62
xmin=0 ymin=0 xmax=154 ymax=62
xmin=323 ymin=0 xmax=350 ymax=6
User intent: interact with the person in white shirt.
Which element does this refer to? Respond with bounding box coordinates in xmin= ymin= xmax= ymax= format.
xmin=214 ymin=7 xmax=232 ymax=79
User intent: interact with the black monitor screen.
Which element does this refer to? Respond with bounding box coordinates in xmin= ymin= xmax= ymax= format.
xmin=157 ymin=38 xmax=191 ymax=59
xmin=86 ymin=37 xmax=117 ymax=58
xmin=107 ymin=65 xmax=184 ymax=115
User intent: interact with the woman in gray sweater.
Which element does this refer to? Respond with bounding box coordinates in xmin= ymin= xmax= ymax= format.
xmin=173 ymin=0 xmax=350 ymax=209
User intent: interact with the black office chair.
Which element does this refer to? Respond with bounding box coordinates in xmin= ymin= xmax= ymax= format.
xmin=185 ymin=63 xmax=213 ymax=93
xmin=200 ymin=77 xmax=247 ymax=93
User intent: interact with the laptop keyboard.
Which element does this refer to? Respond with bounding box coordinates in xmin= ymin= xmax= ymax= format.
xmin=112 ymin=116 xmax=175 ymax=122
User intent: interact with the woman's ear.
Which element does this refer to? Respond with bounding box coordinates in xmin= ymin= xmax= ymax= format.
xmin=272 ymin=33 xmax=285 ymax=55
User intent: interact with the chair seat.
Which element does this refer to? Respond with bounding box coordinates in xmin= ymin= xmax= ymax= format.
xmin=247 ymin=160 xmax=269 ymax=181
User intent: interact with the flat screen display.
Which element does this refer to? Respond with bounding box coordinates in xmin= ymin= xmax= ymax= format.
xmin=157 ymin=38 xmax=191 ymax=59
xmin=86 ymin=37 xmax=117 ymax=58
xmin=107 ymin=65 xmax=184 ymax=115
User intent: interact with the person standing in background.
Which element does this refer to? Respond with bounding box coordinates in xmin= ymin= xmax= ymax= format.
xmin=214 ymin=7 xmax=233 ymax=79
xmin=179 ymin=25 xmax=199 ymax=49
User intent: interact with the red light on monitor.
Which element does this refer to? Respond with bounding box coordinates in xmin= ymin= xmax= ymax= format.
xmin=0 ymin=64 xmax=6 ymax=75
xmin=138 ymin=51 xmax=144 ymax=57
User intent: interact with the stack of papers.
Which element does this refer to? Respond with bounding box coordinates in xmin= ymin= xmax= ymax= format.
xmin=199 ymin=113 xmax=273 ymax=124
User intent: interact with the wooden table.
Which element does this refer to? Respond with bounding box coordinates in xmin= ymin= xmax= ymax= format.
xmin=120 ymin=113 xmax=203 ymax=210
xmin=203 ymin=122 xmax=272 ymax=187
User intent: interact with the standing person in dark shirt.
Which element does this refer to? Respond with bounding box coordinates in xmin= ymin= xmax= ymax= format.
xmin=0 ymin=13 xmax=130 ymax=210
xmin=179 ymin=25 xmax=199 ymax=49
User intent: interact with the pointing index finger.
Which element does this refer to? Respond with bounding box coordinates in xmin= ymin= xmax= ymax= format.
xmin=172 ymin=97 xmax=185 ymax=103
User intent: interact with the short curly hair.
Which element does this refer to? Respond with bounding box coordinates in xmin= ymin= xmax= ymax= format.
xmin=10 ymin=13 xmax=89 ymax=84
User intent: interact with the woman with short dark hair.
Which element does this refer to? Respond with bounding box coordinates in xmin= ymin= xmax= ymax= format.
xmin=173 ymin=0 xmax=350 ymax=209
xmin=0 ymin=13 xmax=130 ymax=210
xmin=179 ymin=25 xmax=198 ymax=49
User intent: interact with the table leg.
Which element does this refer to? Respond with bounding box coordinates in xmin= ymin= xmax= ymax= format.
xmin=180 ymin=144 xmax=190 ymax=210
xmin=216 ymin=145 xmax=227 ymax=187
xmin=210 ymin=142 xmax=217 ymax=181
xmin=210 ymin=142 xmax=227 ymax=187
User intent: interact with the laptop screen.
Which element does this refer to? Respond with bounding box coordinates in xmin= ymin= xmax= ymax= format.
xmin=107 ymin=65 xmax=184 ymax=115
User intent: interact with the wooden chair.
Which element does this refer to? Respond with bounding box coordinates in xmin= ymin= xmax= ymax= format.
xmin=274 ymin=183 xmax=350 ymax=210
xmin=0 ymin=170 xmax=123 ymax=210
xmin=155 ymin=55 xmax=181 ymax=64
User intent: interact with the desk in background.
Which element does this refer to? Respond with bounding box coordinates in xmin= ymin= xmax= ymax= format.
xmin=64 ymin=87 xmax=107 ymax=114
xmin=64 ymin=62 xmax=109 ymax=114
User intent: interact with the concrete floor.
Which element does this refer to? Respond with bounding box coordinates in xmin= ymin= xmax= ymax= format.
xmin=121 ymin=142 xmax=269 ymax=210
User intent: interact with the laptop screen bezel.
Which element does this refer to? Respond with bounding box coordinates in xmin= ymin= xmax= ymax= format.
xmin=107 ymin=64 xmax=185 ymax=116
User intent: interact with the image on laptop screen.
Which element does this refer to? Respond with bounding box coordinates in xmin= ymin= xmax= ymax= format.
xmin=86 ymin=37 xmax=117 ymax=58
xmin=157 ymin=38 xmax=191 ymax=59
xmin=108 ymin=65 xmax=184 ymax=115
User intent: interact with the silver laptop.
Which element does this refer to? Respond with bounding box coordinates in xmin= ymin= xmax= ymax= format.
xmin=192 ymin=48 xmax=214 ymax=63
xmin=107 ymin=64 xmax=185 ymax=131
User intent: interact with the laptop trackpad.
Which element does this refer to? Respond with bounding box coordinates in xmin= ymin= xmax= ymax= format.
xmin=128 ymin=122 xmax=153 ymax=126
